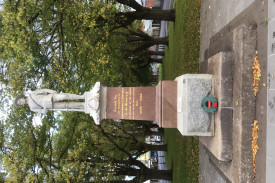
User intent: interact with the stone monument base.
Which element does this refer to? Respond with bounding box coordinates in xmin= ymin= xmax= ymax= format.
xmin=155 ymin=81 xmax=177 ymax=128
xmin=84 ymin=82 xmax=107 ymax=125
xmin=82 ymin=75 xmax=217 ymax=137
xmin=200 ymin=52 xmax=233 ymax=161
xmin=176 ymin=74 xmax=214 ymax=136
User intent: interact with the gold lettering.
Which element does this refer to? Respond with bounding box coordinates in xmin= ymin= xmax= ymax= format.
xmin=113 ymin=95 xmax=117 ymax=112
xmin=118 ymin=93 xmax=120 ymax=115
xmin=129 ymin=100 xmax=132 ymax=117
xmin=121 ymin=103 xmax=124 ymax=118
xmin=132 ymin=88 xmax=135 ymax=119
xmin=140 ymin=93 xmax=143 ymax=102
xmin=129 ymin=88 xmax=132 ymax=97
xmin=113 ymin=100 xmax=117 ymax=112
xmin=139 ymin=92 xmax=143 ymax=115
xmin=125 ymin=91 xmax=128 ymax=107
xmin=121 ymin=88 xmax=124 ymax=118
xmin=140 ymin=106 xmax=143 ymax=115
xmin=129 ymin=89 xmax=132 ymax=110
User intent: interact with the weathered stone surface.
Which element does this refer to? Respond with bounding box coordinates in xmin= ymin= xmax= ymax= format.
xmin=200 ymin=108 xmax=233 ymax=161
xmin=200 ymin=52 xmax=233 ymax=161
xmin=232 ymin=23 xmax=256 ymax=183
xmin=155 ymin=81 xmax=178 ymax=128
xmin=199 ymin=0 xmax=269 ymax=181
xmin=199 ymin=143 xmax=230 ymax=183
xmin=160 ymin=81 xmax=177 ymax=128
xmin=232 ymin=25 xmax=256 ymax=182
xmin=200 ymin=0 xmax=255 ymax=63
xmin=176 ymin=74 xmax=214 ymax=136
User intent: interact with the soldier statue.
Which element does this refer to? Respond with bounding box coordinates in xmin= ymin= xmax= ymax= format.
xmin=14 ymin=89 xmax=85 ymax=114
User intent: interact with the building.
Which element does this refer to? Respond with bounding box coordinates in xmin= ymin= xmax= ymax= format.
xmin=141 ymin=0 xmax=162 ymax=8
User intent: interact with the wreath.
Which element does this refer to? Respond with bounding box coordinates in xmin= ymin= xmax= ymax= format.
xmin=201 ymin=96 xmax=218 ymax=113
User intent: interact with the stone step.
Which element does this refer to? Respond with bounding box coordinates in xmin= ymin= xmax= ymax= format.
xmin=200 ymin=51 xmax=233 ymax=161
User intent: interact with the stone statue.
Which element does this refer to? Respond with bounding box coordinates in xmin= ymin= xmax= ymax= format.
xmin=14 ymin=82 xmax=107 ymax=125
xmin=14 ymin=89 xmax=85 ymax=114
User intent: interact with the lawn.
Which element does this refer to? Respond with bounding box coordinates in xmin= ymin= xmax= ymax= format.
xmin=162 ymin=0 xmax=201 ymax=182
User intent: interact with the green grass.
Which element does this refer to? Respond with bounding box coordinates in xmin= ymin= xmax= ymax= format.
xmin=162 ymin=0 xmax=201 ymax=182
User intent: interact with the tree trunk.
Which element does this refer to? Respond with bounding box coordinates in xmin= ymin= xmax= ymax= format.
xmin=143 ymin=168 xmax=173 ymax=181
xmin=126 ymin=30 xmax=168 ymax=46
xmin=145 ymin=144 xmax=167 ymax=152
xmin=147 ymin=57 xmax=162 ymax=64
xmin=123 ymin=9 xmax=175 ymax=22
xmin=150 ymin=37 xmax=169 ymax=46
xmin=134 ymin=37 xmax=168 ymax=52
xmin=129 ymin=37 xmax=168 ymax=46
xmin=145 ymin=130 xmax=164 ymax=137
xmin=115 ymin=8 xmax=175 ymax=28
xmin=143 ymin=50 xmax=164 ymax=56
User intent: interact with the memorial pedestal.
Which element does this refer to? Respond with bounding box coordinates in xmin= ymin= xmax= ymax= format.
xmin=84 ymin=82 xmax=107 ymax=125
xmin=176 ymin=74 xmax=214 ymax=136
xmin=105 ymin=81 xmax=177 ymax=128
xmin=85 ymin=74 xmax=215 ymax=136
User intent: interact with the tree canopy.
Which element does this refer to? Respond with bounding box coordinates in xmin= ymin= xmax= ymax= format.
xmin=0 ymin=0 xmax=139 ymax=94
xmin=0 ymin=0 xmax=173 ymax=181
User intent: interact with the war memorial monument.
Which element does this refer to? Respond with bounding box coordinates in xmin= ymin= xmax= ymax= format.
xmin=15 ymin=74 xmax=217 ymax=136
xmin=14 ymin=0 xmax=275 ymax=182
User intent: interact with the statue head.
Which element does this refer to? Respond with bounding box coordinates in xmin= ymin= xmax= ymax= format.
xmin=14 ymin=95 xmax=27 ymax=107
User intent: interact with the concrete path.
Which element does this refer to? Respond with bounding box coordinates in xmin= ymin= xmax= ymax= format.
xmin=200 ymin=0 xmax=255 ymax=63
xmin=266 ymin=0 xmax=275 ymax=182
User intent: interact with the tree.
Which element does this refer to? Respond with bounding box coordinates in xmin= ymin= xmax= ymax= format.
xmin=114 ymin=0 xmax=175 ymax=28
xmin=1 ymin=111 xmax=171 ymax=182
xmin=0 ymin=0 xmax=172 ymax=93
xmin=107 ymin=28 xmax=165 ymax=78
xmin=117 ymin=29 xmax=168 ymax=53
xmin=0 ymin=0 xmax=170 ymax=181
xmin=83 ymin=119 xmax=172 ymax=182
xmin=0 ymin=0 xmax=146 ymax=93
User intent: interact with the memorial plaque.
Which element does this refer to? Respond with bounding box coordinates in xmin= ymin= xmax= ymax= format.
xmin=106 ymin=87 xmax=156 ymax=121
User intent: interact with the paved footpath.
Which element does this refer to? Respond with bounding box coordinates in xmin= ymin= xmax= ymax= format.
xmin=266 ymin=0 xmax=275 ymax=182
